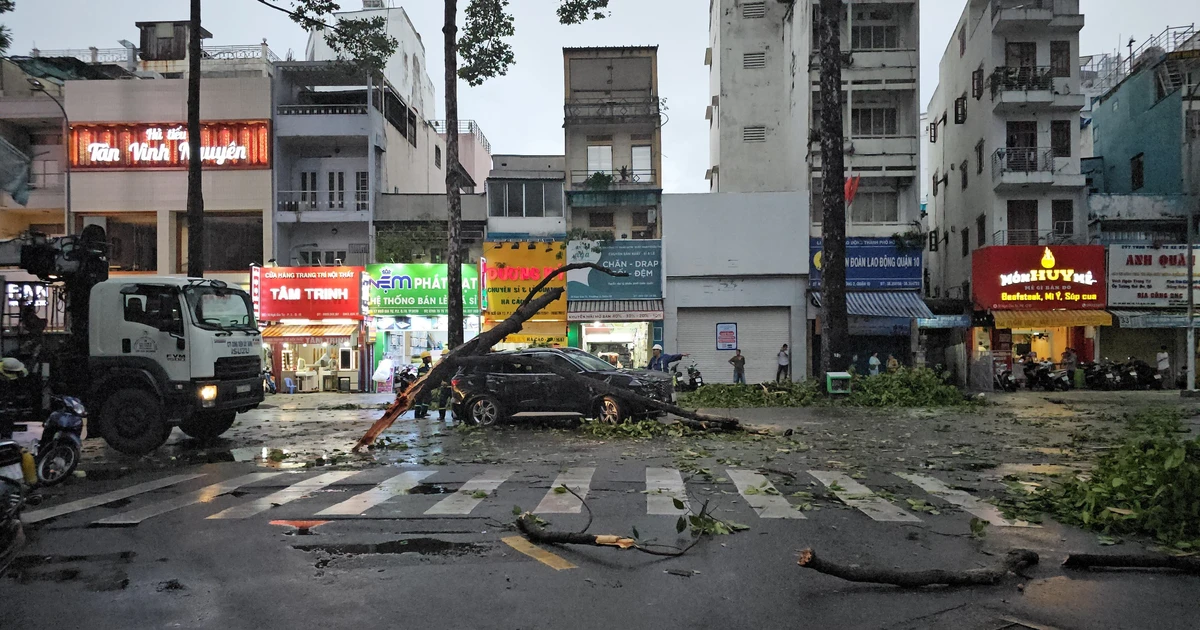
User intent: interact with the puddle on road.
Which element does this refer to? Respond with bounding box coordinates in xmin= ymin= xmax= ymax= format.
xmin=6 ymin=551 xmax=135 ymax=591
xmin=406 ymin=483 xmax=454 ymax=495
xmin=293 ymin=538 xmax=486 ymax=557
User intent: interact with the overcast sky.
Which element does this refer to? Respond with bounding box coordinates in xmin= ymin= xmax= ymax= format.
xmin=6 ymin=0 xmax=1194 ymax=193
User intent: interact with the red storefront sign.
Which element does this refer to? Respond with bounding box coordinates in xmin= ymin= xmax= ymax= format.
xmin=252 ymin=266 xmax=365 ymax=320
xmin=972 ymin=245 xmax=1106 ymax=310
xmin=69 ymin=121 xmax=271 ymax=170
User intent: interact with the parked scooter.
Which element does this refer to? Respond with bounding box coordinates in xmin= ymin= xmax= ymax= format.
xmin=0 ymin=440 xmax=33 ymax=573
xmin=670 ymin=360 xmax=704 ymax=392
xmin=1120 ymin=357 xmax=1163 ymax=390
xmin=993 ymin=365 xmax=1018 ymax=392
xmin=262 ymin=367 xmax=277 ymax=394
xmin=393 ymin=364 xmax=419 ymax=392
xmin=1081 ymin=359 xmax=1118 ymax=390
xmin=1031 ymin=360 xmax=1071 ymax=391
xmin=5 ymin=395 xmax=86 ymax=486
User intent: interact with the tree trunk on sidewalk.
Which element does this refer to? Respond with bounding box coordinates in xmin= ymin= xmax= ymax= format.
xmin=817 ymin=0 xmax=848 ymax=375
xmin=186 ymin=0 xmax=205 ymax=278
xmin=444 ymin=0 xmax=465 ymax=349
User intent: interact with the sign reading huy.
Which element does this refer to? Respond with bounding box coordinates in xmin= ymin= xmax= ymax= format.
xmin=251 ymin=266 xmax=364 ymax=321
xmin=1107 ymin=244 xmax=1200 ymax=307
xmin=971 ymin=246 xmax=1106 ymax=311
xmin=566 ymin=240 xmax=662 ymax=300
xmin=70 ymin=121 xmax=271 ymax=170
xmin=366 ymin=264 xmax=480 ymax=316
xmin=809 ymin=237 xmax=923 ymax=290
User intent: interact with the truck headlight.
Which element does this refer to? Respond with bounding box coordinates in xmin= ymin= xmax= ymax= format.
xmin=199 ymin=385 xmax=218 ymax=402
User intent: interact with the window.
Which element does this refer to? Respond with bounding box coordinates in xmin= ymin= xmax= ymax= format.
xmin=1050 ymin=41 xmax=1071 ymax=78
xmin=543 ymin=182 xmax=564 ymax=217
xmin=958 ymin=26 xmax=966 ymax=57
xmin=355 ymin=171 xmax=369 ymax=211
xmin=851 ymin=25 xmax=899 ymax=50
xmin=976 ymin=214 xmax=986 ymax=247
xmin=588 ymin=212 xmax=615 ymax=228
xmin=122 ymin=286 xmax=182 ymax=333
xmin=743 ymin=52 xmax=766 ymax=69
xmin=407 ymin=110 xmax=417 ymax=147
xmin=961 ymin=228 xmax=970 ymax=257
xmin=961 ymin=159 xmax=969 ymax=189
xmin=851 ymin=107 xmax=897 ymax=136
xmin=1052 ymin=199 xmax=1074 ymax=236
xmin=29 ymin=159 xmax=61 ymax=188
xmin=1188 ymin=110 xmax=1200 ymax=140
xmin=300 ymin=171 xmax=317 ymax=210
xmin=932 ymin=170 xmax=940 ymax=196
xmin=297 ymin=250 xmax=348 ymax=265
xmin=1005 ymin=42 xmax=1037 ymax=69
xmin=89 ymin=214 xmax=156 ymax=272
xmin=975 ymin=140 xmax=984 ymax=174
xmin=742 ymin=125 xmax=767 ymax=142
xmin=587 ymin=145 xmax=613 ymax=173
xmin=1131 ymin=153 xmax=1145 ymax=190
xmin=506 ymin=181 xmax=525 ymax=216
xmin=954 ymin=96 xmax=967 ymax=124
xmin=1051 ymin=120 xmax=1072 ymax=157
xmin=525 ymin=180 xmax=545 ymax=218
xmin=328 ymin=171 xmax=345 ymax=209
xmin=434 ymin=146 xmax=442 ymax=168
xmin=850 ymin=191 xmax=898 ymax=223
xmin=631 ymin=145 xmax=652 ymax=181
xmin=742 ymin=1 xmax=766 ymax=18
xmin=972 ymin=67 xmax=985 ymax=99
xmin=177 ymin=213 xmax=263 ymax=272
xmin=487 ymin=180 xmax=564 ymax=217
xmin=632 ymin=210 xmax=650 ymax=226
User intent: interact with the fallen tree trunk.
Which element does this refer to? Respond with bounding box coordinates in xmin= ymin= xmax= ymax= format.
xmin=797 ymin=548 xmax=1039 ymax=587
xmin=1063 ymin=553 xmax=1200 ymax=574
xmin=515 ymin=513 xmax=636 ymax=549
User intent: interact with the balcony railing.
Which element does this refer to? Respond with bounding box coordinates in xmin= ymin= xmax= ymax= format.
xmin=277 ymin=104 xmax=368 ymax=116
xmin=277 ymin=190 xmax=369 ymax=213
xmin=992 ymin=225 xmax=1080 ymax=246
xmin=564 ymin=98 xmax=660 ymax=124
xmin=202 ymin=45 xmax=280 ymax=63
xmin=991 ymin=0 xmax=1079 ymax=18
xmin=993 ymin=147 xmax=1055 ymax=178
xmin=31 ymin=47 xmax=135 ymax=64
xmin=990 ymin=66 xmax=1055 ymax=98
xmin=569 ymin=169 xmax=657 ymax=189
xmin=430 ymin=119 xmax=492 ymax=154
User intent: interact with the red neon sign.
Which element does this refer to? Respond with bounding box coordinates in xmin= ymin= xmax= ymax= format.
xmin=69 ymin=120 xmax=271 ymax=171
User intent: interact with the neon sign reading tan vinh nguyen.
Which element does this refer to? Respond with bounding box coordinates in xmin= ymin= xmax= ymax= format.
xmin=69 ymin=121 xmax=271 ymax=170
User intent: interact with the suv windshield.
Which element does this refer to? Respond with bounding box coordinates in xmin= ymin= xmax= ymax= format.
xmin=557 ymin=348 xmax=618 ymax=372
xmin=183 ymin=285 xmax=257 ymax=331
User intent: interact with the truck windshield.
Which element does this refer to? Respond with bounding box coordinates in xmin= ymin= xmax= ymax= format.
xmin=183 ymin=286 xmax=257 ymax=332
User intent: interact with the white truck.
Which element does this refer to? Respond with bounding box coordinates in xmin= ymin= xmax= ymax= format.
xmin=2 ymin=227 xmax=264 ymax=454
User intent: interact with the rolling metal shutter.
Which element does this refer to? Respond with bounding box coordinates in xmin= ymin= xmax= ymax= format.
xmin=676 ymin=307 xmax=790 ymax=385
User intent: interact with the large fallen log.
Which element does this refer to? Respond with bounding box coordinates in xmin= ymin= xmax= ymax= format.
xmin=515 ymin=513 xmax=636 ymax=549
xmin=797 ymin=548 xmax=1039 ymax=587
xmin=1063 ymin=553 xmax=1200 ymax=574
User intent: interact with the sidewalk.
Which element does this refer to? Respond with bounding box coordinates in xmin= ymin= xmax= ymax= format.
xmin=257 ymin=391 xmax=395 ymax=411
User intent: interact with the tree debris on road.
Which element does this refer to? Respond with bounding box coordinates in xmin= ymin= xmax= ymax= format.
xmin=797 ymin=548 xmax=1040 ymax=587
xmin=1063 ymin=553 xmax=1200 ymax=574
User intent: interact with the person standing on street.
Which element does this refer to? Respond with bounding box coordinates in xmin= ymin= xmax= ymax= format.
xmin=413 ymin=351 xmax=434 ymax=419
xmin=1157 ymin=346 xmax=1171 ymax=387
xmin=776 ymin=344 xmax=790 ymax=382
xmin=647 ymin=344 xmax=688 ymax=372
xmin=886 ymin=354 xmax=900 ymax=373
xmin=1061 ymin=348 xmax=1078 ymax=389
xmin=868 ymin=352 xmax=882 ymax=376
xmin=729 ymin=349 xmax=747 ymax=384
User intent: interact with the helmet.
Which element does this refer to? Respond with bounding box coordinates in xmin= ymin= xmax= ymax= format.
xmin=420 ymin=351 xmax=432 ymax=359
xmin=1 ymin=357 xmax=28 ymax=380
xmin=652 ymin=344 xmax=663 ymax=351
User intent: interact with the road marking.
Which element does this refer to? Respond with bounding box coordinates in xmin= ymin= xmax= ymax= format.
xmin=894 ymin=473 xmax=1033 ymax=527
xmin=535 ymin=468 xmax=596 ymax=514
xmin=93 ymin=472 xmax=283 ymax=526
xmin=316 ymin=471 xmax=436 ymax=516
xmin=207 ymin=471 xmax=359 ymax=520
xmin=808 ymin=471 xmax=921 ymax=523
xmin=424 ymin=469 xmax=516 ymax=516
xmin=501 ymin=536 xmax=577 ymax=571
xmin=22 ymin=474 xmax=207 ymax=524
xmin=646 ymin=467 xmax=689 ymax=515
xmin=726 ymin=469 xmax=805 ymax=519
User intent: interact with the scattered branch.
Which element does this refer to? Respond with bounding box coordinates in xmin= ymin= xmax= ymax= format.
xmin=1063 ymin=553 xmax=1200 ymax=574
xmin=797 ymin=548 xmax=1039 ymax=587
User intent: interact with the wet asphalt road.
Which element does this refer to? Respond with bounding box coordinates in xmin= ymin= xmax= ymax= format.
xmin=2 ymin=391 xmax=1198 ymax=629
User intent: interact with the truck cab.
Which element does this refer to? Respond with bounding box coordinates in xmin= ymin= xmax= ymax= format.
xmin=88 ymin=277 xmax=263 ymax=453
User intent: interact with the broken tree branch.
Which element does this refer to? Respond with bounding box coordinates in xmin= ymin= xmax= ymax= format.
xmin=797 ymin=548 xmax=1039 ymax=587
xmin=1063 ymin=553 xmax=1200 ymax=574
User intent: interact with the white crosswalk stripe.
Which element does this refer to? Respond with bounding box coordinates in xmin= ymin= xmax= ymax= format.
xmin=809 ymin=471 xmax=922 ymax=523
xmin=22 ymin=474 xmax=208 ymax=524
xmin=726 ymin=469 xmax=806 ymax=519
xmin=93 ymin=472 xmax=284 ymax=526
xmin=646 ymin=467 xmax=689 ymax=515
xmin=316 ymin=470 xmax=436 ymax=516
xmin=424 ymin=468 xmax=516 ymax=516
xmin=207 ymin=471 xmax=359 ymax=520
xmin=535 ymin=468 xmax=596 ymax=514
xmin=894 ymin=473 xmax=1033 ymax=527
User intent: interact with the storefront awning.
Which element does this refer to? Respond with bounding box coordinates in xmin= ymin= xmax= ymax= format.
xmin=1109 ymin=309 xmax=1200 ymax=329
xmin=567 ymin=300 xmax=664 ymax=322
xmin=261 ymin=324 xmax=357 ymax=344
xmin=844 ymin=291 xmax=934 ymax=318
xmin=992 ymin=310 xmax=1112 ymax=329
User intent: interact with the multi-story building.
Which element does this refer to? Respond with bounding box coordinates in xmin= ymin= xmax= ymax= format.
xmin=926 ymin=0 xmax=1097 ymax=388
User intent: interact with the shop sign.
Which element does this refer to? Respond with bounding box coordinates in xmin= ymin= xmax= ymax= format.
xmin=365 ymin=264 xmax=480 ymax=316
xmin=69 ymin=121 xmax=271 ymax=171
xmin=809 ymin=237 xmax=923 ymax=290
xmin=849 ymin=316 xmax=910 ymax=336
xmin=716 ymin=323 xmax=738 ymax=350
xmin=251 ymin=266 xmax=364 ymax=321
xmin=1107 ymin=244 xmax=1200 ymax=308
xmin=566 ymin=240 xmax=662 ymax=300
xmin=972 ymin=246 xmax=1105 ymax=311
xmin=481 ymin=242 xmax=567 ymax=321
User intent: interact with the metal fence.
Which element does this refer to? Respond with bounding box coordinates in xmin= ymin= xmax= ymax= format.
xmin=570 ymin=169 xmax=657 ymax=188
xmin=993 ymin=147 xmax=1055 ymax=178
xmin=990 ymin=66 xmax=1055 ymax=98
xmin=276 ymin=104 xmax=368 ymax=116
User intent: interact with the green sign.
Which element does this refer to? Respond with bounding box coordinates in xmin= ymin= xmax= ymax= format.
xmin=366 ymin=264 xmax=480 ymax=316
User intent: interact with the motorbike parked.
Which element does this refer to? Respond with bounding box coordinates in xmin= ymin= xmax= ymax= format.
xmin=670 ymin=360 xmax=704 ymax=392
xmin=1121 ymin=358 xmax=1163 ymax=390
xmin=1028 ymin=360 xmax=1070 ymax=391
xmin=393 ymin=364 xmax=419 ymax=392
xmin=4 ymin=395 xmax=87 ymax=486
xmin=993 ymin=366 xmax=1018 ymax=392
xmin=1081 ymin=360 xmax=1118 ymax=390
xmin=262 ymin=367 xmax=277 ymax=394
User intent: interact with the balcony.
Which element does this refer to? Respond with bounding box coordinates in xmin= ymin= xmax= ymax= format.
xmin=990 ymin=67 xmax=1085 ymax=112
xmin=991 ymin=0 xmax=1083 ymax=33
xmin=569 ymin=169 xmax=657 ymax=189
xmin=808 ymin=49 xmax=919 ymax=88
xmin=275 ymin=190 xmax=370 ymax=223
xmin=992 ymin=224 xmax=1083 ymax=246
xmin=564 ymin=98 xmax=660 ymax=125
xmin=274 ymin=104 xmax=373 ymax=138
xmin=565 ymin=169 xmax=660 ymax=209
xmin=809 ymin=135 xmax=919 ymax=177
xmin=992 ymin=148 xmax=1086 ymax=191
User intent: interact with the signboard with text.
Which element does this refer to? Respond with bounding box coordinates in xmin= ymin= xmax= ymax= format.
xmin=1107 ymin=244 xmax=1200 ymax=307
xmin=809 ymin=237 xmax=922 ymax=290
xmin=566 ymin=239 xmax=662 ymax=300
xmin=251 ymin=266 xmax=364 ymax=321
xmin=481 ymin=242 xmax=567 ymax=321
xmin=716 ymin=323 xmax=738 ymax=350
xmin=365 ymin=264 xmax=480 ymax=316
xmin=70 ymin=121 xmax=271 ymax=170
xmin=971 ymin=245 xmax=1106 ymax=311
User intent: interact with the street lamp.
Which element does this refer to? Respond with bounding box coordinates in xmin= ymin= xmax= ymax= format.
xmin=27 ymin=78 xmax=71 ymax=235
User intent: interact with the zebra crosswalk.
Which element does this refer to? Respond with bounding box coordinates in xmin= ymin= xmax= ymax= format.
xmin=22 ymin=466 xmax=1035 ymax=530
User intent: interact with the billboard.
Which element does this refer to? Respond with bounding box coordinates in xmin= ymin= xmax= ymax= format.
xmin=1107 ymin=244 xmax=1200 ymax=308
xmin=809 ymin=237 xmax=922 ymax=290
xmin=971 ymin=245 xmax=1106 ymax=311
xmin=365 ymin=264 xmax=480 ymax=316
xmin=566 ymin=239 xmax=662 ymax=300
xmin=481 ymin=241 xmax=567 ymax=321
xmin=251 ymin=266 xmax=364 ymax=321
xmin=69 ymin=121 xmax=271 ymax=170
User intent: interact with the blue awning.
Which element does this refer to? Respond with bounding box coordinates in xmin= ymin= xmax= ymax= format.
xmin=846 ymin=291 xmax=935 ymax=318
xmin=1111 ymin=309 xmax=1200 ymax=329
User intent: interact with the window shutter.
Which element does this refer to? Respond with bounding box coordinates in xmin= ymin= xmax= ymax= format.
xmin=742 ymin=126 xmax=767 ymax=142
xmin=929 ymin=121 xmax=938 ymax=143
xmin=928 ymin=229 xmax=940 ymax=252
xmin=954 ymin=97 xmax=967 ymax=124
xmin=742 ymin=2 xmax=767 ymax=18
xmin=972 ymin=69 xmax=984 ymax=99
xmin=743 ymin=52 xmax=766 ymax=69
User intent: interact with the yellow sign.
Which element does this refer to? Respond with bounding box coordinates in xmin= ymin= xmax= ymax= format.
xmin=482 ymin=242 xmax=568 ymax=321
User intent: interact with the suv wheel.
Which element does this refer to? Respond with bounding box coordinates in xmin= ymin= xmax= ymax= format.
xmin=468 ymin=396 xmax=503 ymax=426
xmin=598 ymin=396 xmax=624 ymax=424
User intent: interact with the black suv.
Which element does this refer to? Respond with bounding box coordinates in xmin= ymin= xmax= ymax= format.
xmin=450 ymin=347 xmax=674 ymax=425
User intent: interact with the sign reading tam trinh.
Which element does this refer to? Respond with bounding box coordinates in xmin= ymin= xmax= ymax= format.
xmin=971 ymin=245 xmax=1106 ymax=311
xmin=70 ymin=121 xmax=271 ymax=170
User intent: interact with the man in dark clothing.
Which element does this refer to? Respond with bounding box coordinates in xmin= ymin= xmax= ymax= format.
xmin=647 ymin=344 xmax=687 ymax=372
xmin=413 ymin=352 xmax=434 ymax=419
xmin=729 ymin=350 xmax=747 ymax=384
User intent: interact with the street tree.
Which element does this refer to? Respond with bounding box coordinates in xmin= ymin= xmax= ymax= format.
xmin=0 ymin=1 xmax=14 ymax=55
xmin=816 ymin=0 xmax=849 ymax=375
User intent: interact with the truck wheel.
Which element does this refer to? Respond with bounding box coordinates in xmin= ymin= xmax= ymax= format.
xmin=99 ymin=389 xmax=172 ymax=455
xmin=179 ymin=411 xmax=237 ymax=441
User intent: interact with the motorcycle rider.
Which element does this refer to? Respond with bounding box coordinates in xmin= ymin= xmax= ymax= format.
xmin=647 ymin=344 xmax=688 ymax=372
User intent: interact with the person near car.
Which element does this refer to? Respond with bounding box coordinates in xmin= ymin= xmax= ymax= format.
xmin=1157 ymin=346 xmax=1171 ymax=386
xmin=413 ymin=351 xmax=434 ymax=419
xmin=729 ymin=350 xmax=747 ymax=384
xmin=868 ymin=352 xmax=882 ymax=376
xmin=776 ymin=344 xmax=790 ymax=382
xmin=647 ymin=344 xmax=687 ymax=372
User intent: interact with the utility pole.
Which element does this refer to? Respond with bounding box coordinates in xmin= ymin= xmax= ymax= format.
xmin=1186 ymin=77 xmax=1199 ymax=392
xmin=186 ymin=0 xmax=205 ymax=278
